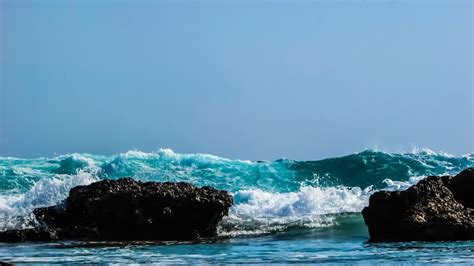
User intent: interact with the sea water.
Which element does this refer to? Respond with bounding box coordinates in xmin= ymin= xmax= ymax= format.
xmin=0 ymin=149 xmax=473 ymax=263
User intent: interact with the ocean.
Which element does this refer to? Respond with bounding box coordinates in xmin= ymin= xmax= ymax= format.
xmin=0 ymin=148 xmax=473 ymax=264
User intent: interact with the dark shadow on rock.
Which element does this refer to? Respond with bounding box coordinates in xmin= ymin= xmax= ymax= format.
xmin=362 ymin=168 xmax=474 ymax=242
xmin=0 ymin=178 xmax=233 ymax=242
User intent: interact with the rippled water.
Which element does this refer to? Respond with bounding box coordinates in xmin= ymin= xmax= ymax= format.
xmin=1 ymin=221 xmax=473 ymax=264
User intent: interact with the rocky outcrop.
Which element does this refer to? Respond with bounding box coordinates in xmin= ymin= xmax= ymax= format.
xmin=0 ymin=178 xmax=233 ymax=242
xmin=362 ymin=168 xmax=474 ymax=242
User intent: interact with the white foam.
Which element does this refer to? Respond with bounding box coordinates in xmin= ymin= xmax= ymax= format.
xmin=218 ymin=186 xmax=371 ymax=236
xmin=56 ymin=153 xmax=101 ymax=174
xmin=118 ymin=148 xmax=256 ymax=165
xmin=0 ymin=171 xmax=97 ymax=231
xmin=382 ymin=175 xmax=425 ymax=191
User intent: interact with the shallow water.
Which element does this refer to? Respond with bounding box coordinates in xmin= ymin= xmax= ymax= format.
xmin=0 ymin=148 xmax=473 ymax=263
xmin=1 ymin=222 xmax=473 ymax=264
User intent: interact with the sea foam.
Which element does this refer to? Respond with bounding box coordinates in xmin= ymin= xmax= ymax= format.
xmin=0 ymin=148 xmax=472 ymax=234
xmin=218 ymin=185 xmax=371 ymax=236
xmin=0 ymin=171 xmax=97 ymax=231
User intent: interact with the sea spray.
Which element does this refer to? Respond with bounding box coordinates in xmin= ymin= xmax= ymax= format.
xmin=0 ymin=148 xmax=472 ymax=235
xmin=0 ymin=171 xmax=97 ymax=231
xmin=218 ymin=185 xmax=371 ymax=236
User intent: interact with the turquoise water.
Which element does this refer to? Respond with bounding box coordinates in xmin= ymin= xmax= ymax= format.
xmin=0 ymin=149 xmax=473 ymax=263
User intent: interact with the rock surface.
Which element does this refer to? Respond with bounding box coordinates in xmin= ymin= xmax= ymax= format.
xmin=0 ymin=178 xmax=233 ymax=242
xmin=362 ymin=168 xmax=474 ymax=242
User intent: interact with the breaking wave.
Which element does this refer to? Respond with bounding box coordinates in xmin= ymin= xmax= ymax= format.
xmin=0 ymin=148 xmax=472 ymax=235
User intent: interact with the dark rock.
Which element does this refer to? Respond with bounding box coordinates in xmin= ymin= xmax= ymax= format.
xmin=447 ymin=168 xmax=474 ymax=208
xmin=0 ymin=178 xmax=233 ymax=242
xmin=0 ymin=227 xmax=58 ymax=243
xmin=362 ymin=168 xmax=474 ymax=242
xmin=33 ymin=203 xmax=67 ymax=228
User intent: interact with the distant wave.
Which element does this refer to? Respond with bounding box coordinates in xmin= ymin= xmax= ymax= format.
xmin=0 ymin=148 xmax=473 ymax=235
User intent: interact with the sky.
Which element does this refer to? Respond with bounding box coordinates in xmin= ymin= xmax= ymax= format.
xmin=0 ymin=0 xmax=473 ymax=160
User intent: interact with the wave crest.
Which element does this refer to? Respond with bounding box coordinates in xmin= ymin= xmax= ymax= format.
xmin=0 ymin=148 xmax=472 ymax=234
xmin=218 ymin=186 xmax=371 ymax=236
xmin=0 ymin=171 xmax=97 ymax=231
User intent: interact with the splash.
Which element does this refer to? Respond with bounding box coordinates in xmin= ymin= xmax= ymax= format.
xmin=0 ymin=148 xmax=472 ymax=234
xmin=0 ymin=171 xmax=97 ymax=231
xmin=219 ymin=185 xmax=371 ymax=236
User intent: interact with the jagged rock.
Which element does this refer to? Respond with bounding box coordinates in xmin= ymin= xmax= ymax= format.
xmin=0 ymin=178 xmax=233 ymax=242
xmin=362 ymin=168 xmax=474 ymax=242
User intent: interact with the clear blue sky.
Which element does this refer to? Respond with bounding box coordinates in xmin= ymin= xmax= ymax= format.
xmin=1 ymin=0 xmax=473 ymax=160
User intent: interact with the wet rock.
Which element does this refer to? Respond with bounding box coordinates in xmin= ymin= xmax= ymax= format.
xmin=0 ymin=227 xmax=58 ymax=243
xmin=0 ymin=178 xmax=233 ymax=242
xmin=362 ymin=168 xmax=474 ymax=242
